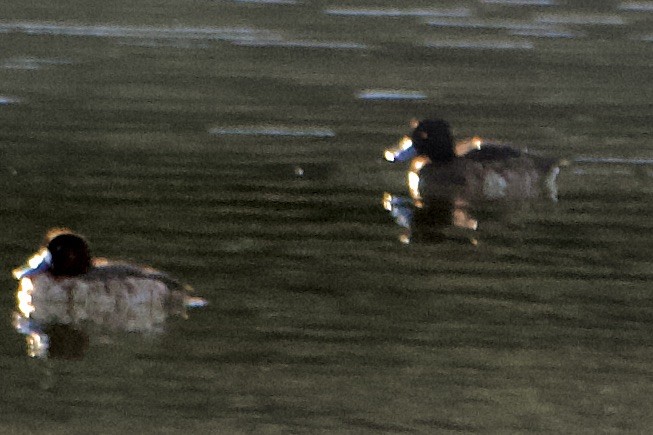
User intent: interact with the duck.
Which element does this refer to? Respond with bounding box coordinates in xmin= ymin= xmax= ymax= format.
xmin=384 ymin=118 xmax=562 ymax=202
xmin=12 ymin=229 xmax=207 ymax=358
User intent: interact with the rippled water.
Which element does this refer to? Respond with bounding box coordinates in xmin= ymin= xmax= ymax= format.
xmin=1 ymin=0 xmax=652 ymax=433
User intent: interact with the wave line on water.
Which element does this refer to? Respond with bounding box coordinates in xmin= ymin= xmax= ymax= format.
xmin=618 ymin=1 xmax=653 ymax=11
xmin=232 ymin=0 xmax=298 ymax=5
xmin=573 ymin=156 xmax=653 ymax=165
xmin=324 ymin=7 xmax=471 ymax=18
xmin=426 ymin=18 xmax=548 ymax=30
xmin=1 ymin=57 xmax=72 ymax=70
xmin=0 ymin=21 xmax=280 ymax=42
xmin=233 ymin=0 xmax=298 ymax=3
xmin=425 ymin=18 xmax=579 ymax=38
xmin=424 ymin=39 xmax=534 ymax=50
xmin=356 ymin=90 xmax=427 ymax=100
xmin=509 ymin=28 xmax=580 ymax=38
xmin=480 ymin=0 xmax=557 ymax=5
xmin=209 ymin=126 xmax=336 ymax=138
xmin=0 ymin=96 xmax=19 ymax=105
xmin=535 ymin=14 xmax=626 ymax=25
xmin=232 ymin=39 xmax=369 ymax=49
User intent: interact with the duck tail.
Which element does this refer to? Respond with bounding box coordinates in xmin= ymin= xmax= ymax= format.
xmin=543 ymin=165 xmax=560 ymax=202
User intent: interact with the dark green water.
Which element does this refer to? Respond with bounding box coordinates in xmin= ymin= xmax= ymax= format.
xmin=1 ymin=0 xmax=652 ymax=433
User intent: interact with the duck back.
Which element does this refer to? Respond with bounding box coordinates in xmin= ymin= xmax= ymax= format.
xmin=417 ymin=148 xmax=560 ymax=202
xmin=464 ymin=144 xmax=522 ymax=161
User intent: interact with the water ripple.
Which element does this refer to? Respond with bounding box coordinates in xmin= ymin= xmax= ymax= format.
xmin=536 ymin=14 xmax=626 ymax=25
xmin=356 ymin=90 xmax=427 ymax=100
xmin=426 ymin=18 xmax=579 ymax=38
xmin=232 ymin=39 xmax=368 ymax=49
xmin=481 ymin=0 xmax=557 ymax=5
xmin=426 ymin=19 xmax=554 ymax=31
xmin=209 ymin=126 xmax=336 ymax=138
xmin=0 ymin=21 xmax=279 ymax=42
xmin=424 ymin=39 xmax=534 ymax=50
xmin=324 ymin=7 xmax=471 ymax=18
xmin=0 ymin=96 xmax=19 ymax=105
xmin=509 ymin=28 xmax=580 ymax=38
xmin=1 ymin=56 xmax=72 ymax=70
xmin=573 ymin=156 xmax=653 ymax=166
xmin=233 ymin=0 xmax=298 ymax=3
xmin=618 ymin=1 xmax=653 ymax=11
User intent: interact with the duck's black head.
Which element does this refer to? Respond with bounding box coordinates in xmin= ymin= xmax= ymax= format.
xmin=46 ymin=232 xmax=92 ymax=277
xmin=411 ymin=119 xmax=456 ymax=163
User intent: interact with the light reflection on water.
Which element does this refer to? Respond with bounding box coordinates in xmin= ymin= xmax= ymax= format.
xmin=1 ymin=57 xmax=72 ymax=70
xmin=232 ymin=39 xmax=369 ymax=49
xmin=0 ymin=22 xmax=280 ymax=43
xmin=619 ymin=1 xmax=653 ymax=11
xmin=323 ymin=7 xmax=471 ymax=18
xmin=424 ymin=39 xmax=535 ymax=50
xmin=535 ymin=13 xmax=627 ymax=25
xmin=0 ymin=96 xmax=19 ymax=105
xmin=481 ymin=0 xmax=557 ymax=5
xmin=233 ymin=0 xmax=299 ymax=4
xmin=425 ymin=18 xmax=581 ymax=39
xmin=356 ymin=90 xmax=427 ymax=100
xmin=383 ymin=193 xmax=479 ymax=245
xmin=209 ymin=126 xmax=336 ymax=138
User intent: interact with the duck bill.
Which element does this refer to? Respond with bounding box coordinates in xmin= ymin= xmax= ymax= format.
xmin=184 ymin=296 xmax=208 ymax=309
xmin=384 ymin=136 xmax=417 ymax=162
xmin=12 ymin=249 xmax=52 ymax=279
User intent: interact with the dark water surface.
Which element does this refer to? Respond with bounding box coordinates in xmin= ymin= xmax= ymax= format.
xmin=1 ymin=0 xmax=652 ymax=433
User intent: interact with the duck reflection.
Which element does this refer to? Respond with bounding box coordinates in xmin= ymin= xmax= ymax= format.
xmin=383 ymin=193 xmax=478 ymax=245
xmin=383 ymin=118 xmax=562 ymax=244
xmin=12 ymin=228 xmax=207 ymax=359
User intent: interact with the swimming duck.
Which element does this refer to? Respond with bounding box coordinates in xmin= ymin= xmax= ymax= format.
xmin=384 ymin=118 xmax=562 ymax=202
xmin=12 ymin=229 xmax=207 ymax=358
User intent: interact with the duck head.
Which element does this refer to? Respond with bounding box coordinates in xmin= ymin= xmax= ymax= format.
xmin=384 ymin=118 xmax=456 ymax=163
xmin=410 ymin=118 xmax=456 ymax=163
xmin=13 ymin=230 xmax=92 ymax=279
